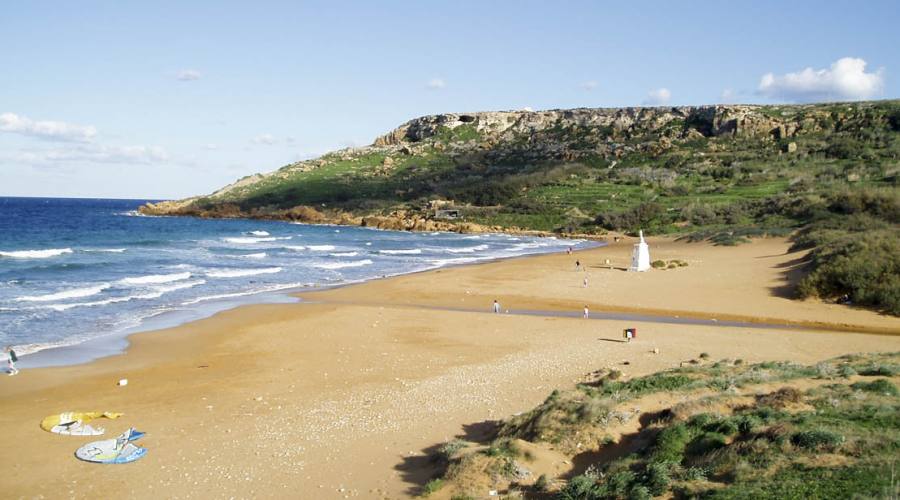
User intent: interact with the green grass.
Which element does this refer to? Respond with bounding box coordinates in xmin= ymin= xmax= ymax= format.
xmin=554 ymin=353 xmax=900 ymax=499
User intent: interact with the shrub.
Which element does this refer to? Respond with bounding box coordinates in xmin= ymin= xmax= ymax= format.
xmin=652 ymin=423 xmax=693 ymax=464
xmin=436 ymin=439 xmax=467 ymax=462
xmin=644 ymin=462 xmax=672 ymax=495
xmin=651 ymin=260 xmax=666 ymax=269
xmin=421 ymin=478 xmax=444 ymax=496
xmin=595 ymin=202 xmax=666 ymax=232
xmin=485 ymin=438 xmax=521 ymax=458
xmin=687 ymin=432 xmax=728 ymax=456
xmin=858 ymin=364 xmax=899 ymax=376
xmin=850 ymin=378 xmax=899 ymax=396
xmin=791 ymin=430 xmax=844 ymax=450
xmin=796 ymin=229 xmax=900 ymax=315
xmin=558 ymin=473 xmax=599 ymax=499
xmin=757 ymin=387 xmax=803 ymax=408
xmin=576 ymin=399 xmax=613 ymax=423
xmin=699 ymin=352 xmax=711 ymax=359
xmin=533 ymin=474 xmax=550 ymax=492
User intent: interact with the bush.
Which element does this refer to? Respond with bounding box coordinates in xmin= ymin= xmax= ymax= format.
xmin=796 ymin=229 xmax=900 ymax=315
xmin=595 ymin=202 xmax=666 ymax=232
xmin=558 ymin=473 xmax=600 ymax=499
xmin=791 ymin=430 xmax=844 ymax=450
xmin=757 ymin=387 xmax=803 ymax=408
xmin=850 ymin=378 xmax=899 ymax=396
xmin=644 ymin=462 xmax=672 ymax=495
xmin=652 ymin=423 xmax=693 ymax=464
xmin=485 ymin=438 xmax=521 ymax=458
xmin=858 ymin=364 xmax=899 ymax=376
xmin=436 ymin=439 xmax=467 ymax=462
xmin=533 ymin=473 xmax=550 ymax=492
xmin=421 ymin=478 xmax=444 ymax=496
xmin=651 ymin=260 xmax=666 ymax=269
xmin=687 ymin=432 xmax=729 ymax=456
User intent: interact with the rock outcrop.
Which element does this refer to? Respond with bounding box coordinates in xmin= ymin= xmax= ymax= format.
xmin=139 ymin=100 xmax=898 ymax=236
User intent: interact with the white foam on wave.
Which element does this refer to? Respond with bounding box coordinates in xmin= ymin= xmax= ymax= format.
xmin=506 ymin=242 xmax=548 ymax=251
xmin=307 ymin=245 xmax=336 ymax=251
xmin=120 ymin=271 xmax=192 ymax=285
xmin=314 ymin=259 xmax=373 ymax=270
xmin=205 ymin=267 xmax=282 ymax=278
xmin=181 ymin=282 xmax=307 ymax=305
xmin=238 ymin=252 xmax=267 ymax=259
xmin=39 ymin=291 xmax=164 ymax=312
xmin=82 ymin=248 xmax=127 ymax=253
xmin=248 ymin=230 xmax=270 ymax=236
xmin=15 ymin=283 xmax=111 ymax=302
xmin=428 ymin=257 xmax=483 ymax=267
xmin=0 ymin=248 xmax=73 ymax=259
xmin=329 ymin=251 xmax=359 ymax=257
xmin=379 ymin=249 xmax=422 ymax=255
xmin=283 ymin=245 xmax=306 ymax=251
xmin=445 ymin=244 xmax=489 ymax=254
xmin=152 ymin=279 xmax=206 ymax=293
xmin=223 ymin=236 xmax=291 ymax=244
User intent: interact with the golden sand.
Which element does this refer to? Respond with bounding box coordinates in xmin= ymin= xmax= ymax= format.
xmin=1 ymin=237 xmax=897 ymax=498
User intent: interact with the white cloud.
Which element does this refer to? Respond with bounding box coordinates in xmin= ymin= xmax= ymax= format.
xmin=205 ymin=143 xmax=218 ymax=150
xmin=581 ymin=81 xmax=598 ymax=91
xmin=176 ymin=69 xmax=202 ymax=81
xmin=0 ymin=112 xmax=97 ymax=142
xmin=426 ymin=78 xmax=446 ymax=90
xmin=720 ymin=88 xmax=737 ymax=103
xmin=643 ymin=88 xmax=671 ymax=106
xmin=252 ymin=134 xmax=277 ymax=145
xmin=758 ymin=57 xmax=884 ymax=102
xmin=7 ymin=144 xmax=169 ymax=166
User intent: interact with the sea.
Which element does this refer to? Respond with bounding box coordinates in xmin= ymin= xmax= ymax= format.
xmin=0 ymin=197 xmax=593 ymax=366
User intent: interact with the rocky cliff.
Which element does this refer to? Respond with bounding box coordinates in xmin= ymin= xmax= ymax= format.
xmin=140 ymin=100 xmax=899 ymax=236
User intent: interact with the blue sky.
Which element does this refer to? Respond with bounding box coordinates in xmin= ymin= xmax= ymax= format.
xmin=2 ymin=0 xmax=898 ymax=199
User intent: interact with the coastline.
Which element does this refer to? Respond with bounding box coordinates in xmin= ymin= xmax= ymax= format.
xmin=13 ymin=238 xmax=604 ymax=369
xmin=1 ymin=236 xmax=898 ymax=498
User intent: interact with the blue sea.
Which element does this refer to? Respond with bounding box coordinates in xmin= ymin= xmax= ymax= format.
xmin=0 ymin=197 xmax=592 ymax=364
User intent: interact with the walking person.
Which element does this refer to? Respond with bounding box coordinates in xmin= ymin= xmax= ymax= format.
xmin=583 ymin=275 xmax=589 ymax=288
xmin=492 ymin=299 xmax=501 ymax=314
xmin=5 ymin=346 xmax=19 ymax=376
xmin=583 ymin=305 xmax=589 ymax=319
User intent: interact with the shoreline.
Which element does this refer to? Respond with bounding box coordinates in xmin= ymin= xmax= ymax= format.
xmin=2 ymin=236 xmax=898 ymax=498
xmin=13 ymin=239 xmax=605 ymax=369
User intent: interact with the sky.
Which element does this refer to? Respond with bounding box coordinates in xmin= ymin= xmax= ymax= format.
xmin=1 ymin=0 xmax=899 ymax=199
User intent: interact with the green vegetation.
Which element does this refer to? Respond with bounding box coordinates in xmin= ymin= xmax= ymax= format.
xmin=149 ymin=100 xmax=900 ymax=315
xmin=421 ymin=478 xmax=444 ymax=496
xmin=421 ymin=352 xmax=900 ymax=499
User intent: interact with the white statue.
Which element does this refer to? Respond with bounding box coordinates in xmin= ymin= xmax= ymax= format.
xmin=630 ymin=230 xmax=651 ymax=272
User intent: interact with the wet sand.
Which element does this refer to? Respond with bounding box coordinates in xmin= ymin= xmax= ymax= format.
xmin=1 ymin=236 xmax=897 ymax=498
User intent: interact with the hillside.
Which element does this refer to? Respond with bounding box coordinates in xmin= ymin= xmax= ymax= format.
xmin=414 ymin=352 xmax=900 ymax=499
xmin=142 ymin=100 xmax=900 ymax=314
xmin=142 ymin=101 xmax=898 ymax=234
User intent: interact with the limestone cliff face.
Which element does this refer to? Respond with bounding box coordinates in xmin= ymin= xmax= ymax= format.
xmin=139 ymin=100 xmax=895 ymax=232
xmin=373 ymin=105 xmax=800 ymax=147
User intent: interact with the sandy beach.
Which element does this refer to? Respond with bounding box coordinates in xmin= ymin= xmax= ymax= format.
xmin=1 ymin=236 xmax=898 ymax=499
